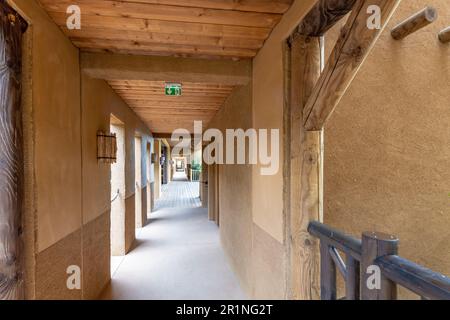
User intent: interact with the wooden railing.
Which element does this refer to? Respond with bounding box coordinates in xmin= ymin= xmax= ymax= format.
xmin=308 ymin=221 xmax=450 ymax=300
xmin=190 ymin=169 xmax=201 ymax=182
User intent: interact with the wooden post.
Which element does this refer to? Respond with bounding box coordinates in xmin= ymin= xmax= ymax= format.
xmin=391 ymin=7 xmax=438 ymax=40
xmin=438 ymin=26 xmax=450 ymax=43
xmin=361 ymin=232 xmax=399 ymax=300
xmin=320 ymin=242 xmax=336 ymax=300
xmin=288 ymin=34 xmax=323 ymax=300
xmin=207 ymin=164 xmax=216 ymax=221
xmin=346 ymin=255 xmax=360 ymax=300
xmin=0 ymin=3 xmax=27 ymax=300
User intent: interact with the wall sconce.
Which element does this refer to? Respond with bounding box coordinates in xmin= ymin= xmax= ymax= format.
xmin=97 ymin=131 xmax=117 ymax=164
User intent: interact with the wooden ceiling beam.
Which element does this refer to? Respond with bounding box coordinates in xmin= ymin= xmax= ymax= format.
xmin=111 ymin=85 xmax=233 ymax=90
xmin=129 ymin=104 xmax=222 ymax=110
xmin=106 ymin=0 xmax=294 ymax=14
xmin=39 ymin=0 xmax=282 ymax=28
xmin=109 ymin=80 xmax=235 ymax=89
xmin=74 ymin=38 xmax=257 ymax=59
xmin=49 ymin=12 xmax=272 ymax=40
xmin=82 ymin=52 xmax=252 ymax=85
xmin=66 ymin=27 xmax=265 ymax=50
xmin=82 ymin=47 xmax=251 ymax=60
xmin=118 ymin=96 xmax=227 ymax=103
xmin=112 ymin=91 xmax=231 ymax=98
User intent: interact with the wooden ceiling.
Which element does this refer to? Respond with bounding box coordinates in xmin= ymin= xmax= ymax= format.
xmin=39 ymin=0 xmax=294 ymax=59
xmin=39 ymin=0 xmax=294 ymax=134
xmin=108 ymin=80 xmax=235 ymax=133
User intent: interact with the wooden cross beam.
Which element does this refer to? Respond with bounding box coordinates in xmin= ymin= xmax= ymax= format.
xmin=303 ymin=0 xmax=401 ymax=131
xmin=298 ymin=0 xmax=357 ymax=36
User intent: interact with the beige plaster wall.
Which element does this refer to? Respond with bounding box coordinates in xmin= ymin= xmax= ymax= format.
xmin=82 ymin=75 xmax=153 ymax=223
xmin=10 ymin=0 xmax=154 ymax=299
xmin=81 ymin=74 xmax=153 ymax=286
xmin=252 ymin=0 xmax=316 ymax=243
xmin=209 ymin=80 xmax=288 ymax=299
xmin=208 ymin=83 xmax=254 ymax=296
xmin=323 ymin=0 xmax=450 ymax=297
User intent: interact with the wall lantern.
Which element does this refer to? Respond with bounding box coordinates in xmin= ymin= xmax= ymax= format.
xmin=97 ymin=131 xmax=117 ymax=164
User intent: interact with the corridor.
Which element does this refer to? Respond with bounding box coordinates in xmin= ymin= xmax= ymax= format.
xmin=101 ymin=173 xmax=246 ymax=300
xmin=155 ymin=172 xmax=201 ymax=210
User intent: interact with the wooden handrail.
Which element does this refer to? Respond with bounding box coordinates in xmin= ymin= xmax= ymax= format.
xmin=376 ymin=255 xmax=450 ymax=300
xmin=308 ymin=221 xmax=450 ymax=300
xmin=308 ymin=221 xmax=362 ymax=260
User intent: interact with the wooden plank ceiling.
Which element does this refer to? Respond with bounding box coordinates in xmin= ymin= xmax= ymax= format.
xmin=39 ymin=0 xmax=294 ymax=134
xmin=39 ymin=0 xmax=294 ymax=59
xmin=108 ymin=80 xmax=236 ymax=133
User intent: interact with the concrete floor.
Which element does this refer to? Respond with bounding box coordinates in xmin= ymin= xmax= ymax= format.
xmin=101 ymin=173 xmax=246 ymax=300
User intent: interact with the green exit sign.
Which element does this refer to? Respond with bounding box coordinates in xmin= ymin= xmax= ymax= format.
xmin=165 ymin=83 xmax=182 ymax=96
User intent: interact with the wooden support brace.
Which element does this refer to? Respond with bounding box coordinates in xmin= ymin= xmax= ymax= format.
xmin=320 ymin=242 xmax=337 ymax=300
xmin=303 ymin=0 xmax=401 ymax=131
xmin=438 ymin=26 xmax=450 ymax=43
xmin=391 ymin=6 xmax=438 ymax=40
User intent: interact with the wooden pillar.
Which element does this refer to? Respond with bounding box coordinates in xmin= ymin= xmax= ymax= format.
xmin=154 ymin=140 xmax=161 ymax=200
xmin=201 ymin=145 xmax=209 ymax=208
xmin=288 ymin=34 xmax=323 ymax=300
xmin=0 ymin=3 xmax=27 ymax=300
xmin=361 ymin=232 xmax=399 ymax=300
xmin=214 ymin=165 xmax=220 ymax=226
xmin=346 ymin=255 xmax=360 ymax=300
xmin=135 ymin=136 xmax=143 ymax=228
xmin=208 ymin=164 xmax=216 ymax=221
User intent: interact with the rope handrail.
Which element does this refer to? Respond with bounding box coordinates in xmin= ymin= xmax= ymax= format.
xmin=111 ymin=189 xmax=120 ymax=203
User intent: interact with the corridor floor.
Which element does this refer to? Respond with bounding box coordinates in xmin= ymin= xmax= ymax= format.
xmin=101 ymin=172 xmax=246 ymax=300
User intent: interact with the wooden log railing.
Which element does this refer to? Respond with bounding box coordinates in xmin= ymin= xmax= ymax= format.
xmin=308 ymin=221 xmax=450 ymax=300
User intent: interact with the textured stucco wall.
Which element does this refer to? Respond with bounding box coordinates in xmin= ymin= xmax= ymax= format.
xmin=81 ymin=74 xmax=154 ymax=290
xmin=208 ymin=83 xmax=254 ymax=296
xmin=208 ymin=80 xmax=287 ymax=299
xmin=323 ymin=0 xmax=450 ymax=298
xmin=252 ymin=0 xmax=316 ymax=243
xmin=249 ymin=0 xmax=316 ymax=299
